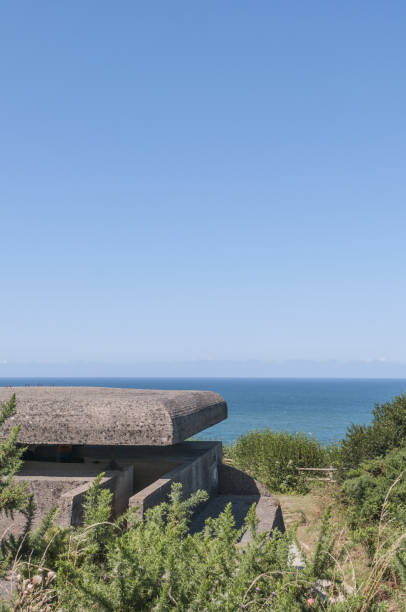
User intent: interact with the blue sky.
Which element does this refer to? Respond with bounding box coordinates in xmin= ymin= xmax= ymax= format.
xmin=1 ymin=2 xmax=406 ymax=373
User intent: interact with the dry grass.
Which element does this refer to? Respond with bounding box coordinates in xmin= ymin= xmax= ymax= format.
xmin=276 ymin=481 xmax=406 ymax=611
xmin=277 ymin=483 xmax=370 ymax=586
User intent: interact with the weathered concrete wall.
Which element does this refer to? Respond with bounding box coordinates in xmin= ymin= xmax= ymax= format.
xmin=129 ymin=442 xmax=222 ymax=517
xmin=0 ymin=441 xmax=223 ymax=534
xmin=62 ymin=465 xmax=134 ymax=527
xmin=71 ymin=445 xmax=182 ymax=493
xmin=0 ymin=387 xmax=227 ymax=446
xmin=0 ymin=463 xmax=133 ymax=534
xmin=253 ymin=497 xmax=285 ymax=535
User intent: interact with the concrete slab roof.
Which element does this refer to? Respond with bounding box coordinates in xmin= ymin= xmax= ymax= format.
xmin=0 ymin=386 xmax=227 ymax=446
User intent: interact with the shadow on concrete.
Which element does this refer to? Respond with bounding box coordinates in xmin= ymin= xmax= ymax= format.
xmin=189 ymin=463 xmax=285 ymax=537
xmin=218 ymin=463 xmax=271 ymax=496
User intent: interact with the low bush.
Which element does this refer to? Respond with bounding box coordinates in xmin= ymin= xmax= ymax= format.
xmin=339 ymin=393 xmax=406 ymax=470
xmin=10 ymin=479 xmax=393 ymax=611
xmin=0 ymin=394 xmax=33 ymax=573
xmin=0 ymin=394 xmax=30 ymax=517
xmin=340 ymin=446 xmax=406 ymax=594
xmin=225 ymin=429 xmax=335 ymax=493
xmin=342 ymin=447 xmax=406 ymax=530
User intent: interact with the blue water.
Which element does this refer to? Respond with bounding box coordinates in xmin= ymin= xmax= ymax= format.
xmin=1 ymin=378 xmax=405 ymax=445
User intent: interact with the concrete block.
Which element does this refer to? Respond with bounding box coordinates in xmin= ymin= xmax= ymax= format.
xmin=129 ymin=441 xmax=222 ymax=517
xmin=0 ymin=387 xmax=227 ymax=446
xmin=0 ymin=462 xmax=134 ymax=533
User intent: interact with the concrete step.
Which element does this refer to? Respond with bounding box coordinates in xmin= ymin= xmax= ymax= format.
xmin=190 ymin=494 xmax=284 ymax=541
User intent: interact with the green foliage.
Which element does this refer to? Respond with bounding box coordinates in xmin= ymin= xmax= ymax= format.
xmin=331 ymin=394 xmax=406 ymax=594
xmin=391 ymin=546 xmax=406 ymax=591
xmin=339 ymin=393 xmax=406 ymax=470
xmin=2 ymin=390 xmax=405 ymax=610
xmin=224 ymin=393 xmax=406 ymax=493
xmin=342 ymin=447 xmax=406 ymax=530
xmin=0 ymin=394 xmax=29 ymax=516
xmin=0 ymin=394 xmax=34 ymax=572
xmin=80 ymin=473 xmax=115 ymax=562
xmin=339 ymin=446 xmax=406 ymax=596
xmin=225 ymin=429 xmax=332 ymax=493
xmin=22 ymin=480 xmax=374 ymax=611
xmin=309 ymin=507 xmax=336 ymax=577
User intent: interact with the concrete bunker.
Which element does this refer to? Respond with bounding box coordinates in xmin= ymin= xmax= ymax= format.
xmin=0 ymin=386 xmax=283 ymax=536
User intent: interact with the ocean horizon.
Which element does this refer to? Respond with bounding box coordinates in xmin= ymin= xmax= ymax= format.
xmin=1 ymin=377 xmax=406 ymax=446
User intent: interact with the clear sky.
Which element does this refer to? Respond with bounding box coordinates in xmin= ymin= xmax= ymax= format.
xmin=1 ymin=2 xmax=405 ymax=373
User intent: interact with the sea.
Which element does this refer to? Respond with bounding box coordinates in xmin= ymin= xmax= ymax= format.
xmin=1 ymin=377 xmax=405 ymax=446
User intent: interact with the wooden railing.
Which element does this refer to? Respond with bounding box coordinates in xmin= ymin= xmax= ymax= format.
xmin=296 ymin=466 xmax=337 ymax=482
xmin=222 ymin=458 xmax=337 ymax=483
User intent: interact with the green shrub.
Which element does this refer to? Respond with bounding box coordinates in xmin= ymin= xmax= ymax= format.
xmin=342 ymin=446 xmax=406 ymax=530
xmin=0 ymin=394 xmax=29 ymax=516
xmin=225 ymin=429 xmax=333 ymax=493
xmin=341 ymin=446 xmax=406 ymax=585
xmin=12 ymin=479 xmax=380 ymax=611
xmin=339 ymin=393 xmax=406 ymax=470
xmin=0 ymin=394 xmax=33 ymax=572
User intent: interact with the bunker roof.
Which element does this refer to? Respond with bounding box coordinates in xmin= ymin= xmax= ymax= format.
xmin=0 ymin=386 xmax=227 ymax=446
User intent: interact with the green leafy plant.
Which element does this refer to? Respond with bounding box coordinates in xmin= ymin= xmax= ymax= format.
xmin=0 ymin=394 xmax=34 ymax=572
xmin=339 ymin=393 xmax=406 ymax=470
xmin=225 ymin=429 xmax=333 ymax=493
xmin=6 ymin=462 xmax=405 ymax=610
xmin=15 ymin=479 xmax=363 ymax=611
xmin=0 ymin=394 xmax=29 ymax=517
xmin=342 ymin=447 xmax=406 ymax=530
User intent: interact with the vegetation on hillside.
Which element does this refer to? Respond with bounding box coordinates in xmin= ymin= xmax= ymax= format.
xmin=0 ymin=395 xmax=29 ymax=516
xmin=0 ymin=394 xmax=33 ymax=574
xmin=225 ymin=393 xmax=406 ymax=494
xmin=7 ymin=478 xmax=403 ymax=611
xmin=224 ymin=393 xmax=406 ymax=606
xmin=343 ymin=447 xmax=406 ymax=530
xmin=338 ymin=393 xmax=406 ymax=470
xmin=224 ymin=429 xmax=336 ymax=493
xmin=0 ymin=392 xmax=405 ymax=610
